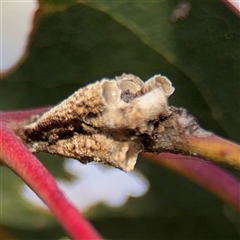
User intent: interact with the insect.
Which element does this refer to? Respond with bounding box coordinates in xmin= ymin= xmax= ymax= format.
xmin=24 ymin=74 xmax=174 ymax=171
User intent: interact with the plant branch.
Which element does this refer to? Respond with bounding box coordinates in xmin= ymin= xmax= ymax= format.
xmin=143 ymin=107 xmax=240 ymax=170
xmin=16 ymin=81 xmax=239 ymax=172
xmin=0 ymin=126 xmax=102 ymax=240
xmin=2 ymin=104 xmax=239 ymax=212
xmin=1 ymin=107 xmax=50 ymax=130
xmin=141 ymin=152 xmax=240 ymax=212
xmin=176 ymin=134 xmax=240 ymax=169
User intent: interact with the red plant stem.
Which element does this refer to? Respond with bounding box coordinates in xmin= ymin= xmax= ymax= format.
xmin=0 ymin=126 xmax=102 ymax=240
xmin=222 ymin=0 xmax=240 ymax=17
xmin=0 ymin=107 xmax=50 ymax=129
xmin=1 ymin=108 xmax=49 ymax=121
xmin=141 ymin=152 xmax=240 ymax=212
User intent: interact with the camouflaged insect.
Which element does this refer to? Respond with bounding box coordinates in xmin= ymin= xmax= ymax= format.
xmin=24 ymin=74 xmax=174 ymax=171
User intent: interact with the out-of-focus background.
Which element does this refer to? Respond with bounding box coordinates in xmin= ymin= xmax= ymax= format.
xmin=1 ymin=0 xmax=240 ymax=239
xmin=1 ymin=0 xmax=38 ymax=73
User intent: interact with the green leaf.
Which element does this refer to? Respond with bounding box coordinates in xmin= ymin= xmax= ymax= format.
xmin=1 ymin=1 xmax=239 ymax=239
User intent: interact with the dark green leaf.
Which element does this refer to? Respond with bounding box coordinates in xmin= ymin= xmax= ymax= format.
xmin=1 ymin=1 xmax=239 ymax=239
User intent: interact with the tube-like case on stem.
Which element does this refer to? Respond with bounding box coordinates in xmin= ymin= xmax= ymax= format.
xmin=24 ymin=74 xmax=174 ymax=171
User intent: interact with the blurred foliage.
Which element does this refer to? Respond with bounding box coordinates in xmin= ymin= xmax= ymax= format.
xmin=1 ymin=0 xmax=239 ymax=239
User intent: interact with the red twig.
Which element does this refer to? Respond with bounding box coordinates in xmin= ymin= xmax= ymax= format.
xmin=0 ymin=125 xmax=102 ymax=239
xmin=0 ymin=107 xmax=50 ymax=129
xmin=141 ymin=152 xmax=240 ymax=212
xmin=222 ymin=0 xmax=240 ymax=17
